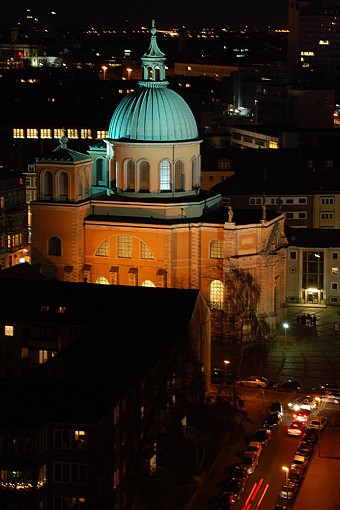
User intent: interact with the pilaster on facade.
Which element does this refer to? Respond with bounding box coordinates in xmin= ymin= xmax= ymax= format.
xmin=189 ymin=224 xmax=201 ymax=289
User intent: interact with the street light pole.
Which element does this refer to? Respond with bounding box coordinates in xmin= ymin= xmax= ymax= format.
xmin=223 ymin=360 xmax=230 ymax=385
xmin=282 ymin=466 xmax=289 ymax=499
xmin=283 ymin=323 xmax=289 ymax=349
xmin=315 ymin=397 xmax=321 ymax=456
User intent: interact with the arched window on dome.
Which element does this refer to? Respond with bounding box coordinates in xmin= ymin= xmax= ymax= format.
xmin=191 ymin=157 xmax=199 ymax=190
xmin=209 ymin=280 xmax=224 ymax=310
xmin=96 ymin=276 xmax=109 ymax=285
xmin=48 ymin=236 xmax=61 ymax=256
xmin=139 ymin=161 xmax=150 ymax=192
xmin=126 ymin=160 xmax=135 ymax=191
xmin=141 ymin=280 xmax=156 ymax=288
xmin=57 ymin=171 xmax=69 ymax=201
xmin=42 ymin=171 xmax=53 ymax=200
xmin=175 ymin=160 xmax=185 ymax=191
xmin=160 ymin=160 xmax=171 ymax=191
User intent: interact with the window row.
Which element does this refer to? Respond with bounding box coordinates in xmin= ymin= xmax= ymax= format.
xmin=40 ymin=170 xmax=90 ymax=201
xmin=53 ymin=429 xmax=87 ymax=450
xmin=54 ymin=463 xmax=87 ymax=484
xmin=13 ymin=127 xmax=108 ymax=140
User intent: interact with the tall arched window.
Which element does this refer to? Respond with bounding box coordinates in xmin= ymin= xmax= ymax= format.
xmin=141 ymin=280 xmax=156 ymax=287
xmin=210 ymin=239 xmax=223 ymax=259
xmin=191 ymin=157 xmax=198 ymax=189
xmin=95 ymin=159 xmax=104 ymax=186
xmin=210 ymin=280 xmax=224 ymax=310
xmin=126 ymin=160 xmax=135 ymax=191
xmin=43 ymin=171 xmax=53 ymax=199
xmin=160 ymin=160 xmax=171 ymax=191
xmin=175 ymin=160 xmax=184 ymax=191
xmin=58 ymin=171 xmax=68 ymax=200
xmin=139 ymin=161 xmax=150 ymax=192
xmin=48 ymin=237 xmax=61 ymax=256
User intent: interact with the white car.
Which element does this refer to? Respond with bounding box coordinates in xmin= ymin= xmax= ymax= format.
xmin=288 ymin=396 xmax=317 ymax=412
xmin=309 ymin=416 xmax=328 ymax=430
xmin=238 ymin=376 xmax=268 ymax=389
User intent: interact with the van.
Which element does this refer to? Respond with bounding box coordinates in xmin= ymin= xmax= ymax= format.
xmin=240 ymin=451 xmax=258 ymax=474
xmin=269 ymin=400 xmax=284 ymax=418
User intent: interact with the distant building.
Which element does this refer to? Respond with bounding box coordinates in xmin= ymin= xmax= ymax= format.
xmin=288 ymin=0 xmax=340 ymax=80
xmin=286 ymin=227 xmax=340 ymax=306
xmin=0 ymin=169 xmax=30 ymax=268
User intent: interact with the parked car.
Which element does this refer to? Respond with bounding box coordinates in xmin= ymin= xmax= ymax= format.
xmin=238 ymin=376 xmax=268 ymax=388
xmin=272 ymin=506 xmax=288 ymax=510
xmin=291 ymin=454 xmax=309 ymax=472
xmin=206 ymin=494 xmax=233 ymax=510
xmin=296 ymin=442 xmax=314 ymax=459
xmin=273 ymin=380 xmax=302 ymax=392
xmin=211 ymin=368 xmax=235 ymax=385
xmin=303 ymin=428 xmax=319 ymax=444
xmin=280 ymin=482 xmax=299 ymax=499
xmin=263 ymin=411 xmax=282 ymax=430
xmin=217 ymin=478 xmax=244 ymax=501
xmin=309 ymin=415 xmax=328 ymax=430
xmin=240 ymin=451 xmax=258 ymax=474
xmin=288 ymin=465 xmax=305 ymax=484
xmin=247 ymin=441 xmax=263 ymax=460
xmin=252 ymin=428 xmax=272 ymax=446
xmin=269 ymin=400 xmax=284 ymax=417
xmin=227 ymin=465 xmax=248 ymax=483
xmin=292 ymin=409 xmax=311 ymax=423
xmin=312 ymin=383 xmax=340 ymax=393
xmin=287 ymin=421 xmax=306 ymax=436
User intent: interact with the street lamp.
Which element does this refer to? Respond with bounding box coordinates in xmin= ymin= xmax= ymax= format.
xmin=315 ymin=396 xmax=321 ymax=456
xmin=102 ymin=65 xmax=108 ymax=80
xmin=283 ymin=323 xmax=289 ymax=349
xmin=282 ymin=465 xmax=289 ymax=498
xmin=223 ymin=360 xmax=230 ymax=385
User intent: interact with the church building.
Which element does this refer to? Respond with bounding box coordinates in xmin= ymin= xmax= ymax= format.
xmin=30 ymin=22 xmax=288 ymax=335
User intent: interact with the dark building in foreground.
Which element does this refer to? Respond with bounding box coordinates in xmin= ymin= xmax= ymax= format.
xmin=0 ymin=278 xmax=210 ymax=510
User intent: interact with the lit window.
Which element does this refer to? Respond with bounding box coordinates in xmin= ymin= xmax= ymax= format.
xmin=54 ymin=128 xmax=64 ymax=139
xmin=80 ymin=128 xmax=92 ymax=139
xmin=5 ymin=325 xmax=14 ymax=336
xmin=40 ymin=305 xmax=50 ymax=312
xmin=40 ymin=129 xmax=52 ymax=139
xmin=160 ymin=160 xmax=171 ymax=190
xmin=39 ymin=350 xmax=48 ymax=364
xmin=96 ymin=239 xmax=109 ymax=257
xmin=141 ymin=280 xmax=155 ymax=287
xmin=118 ymin=235 xmax=132 ymax=258
xmin=113 ymin=468 xmax=120 ymax=490
xmin=13 ymin=128 xmax=25 ymax=138
xmin=268 ymin=140 xmax=278 ymax=149
xmin=210 ymin=280 xmax=224 ymax=310
xmin=21 ymin=347 xmax=29 ymax=358
xmin=57 ymin=306 xmax=66 ymax=314
xmin=140 ymin=241 xmax=154 ymax=259
xmin=27 ymin=128 xmax=39 ymax=139
xmin=95 ymin=276 xmax=109 ymax=284
xmin=37 ymin=465 xmax=47 ymax=488
xmin=332 ymin=267 xmax=339 ymax=275
xmin=67 ymin=128 xmax=78 ymax=139
xmin=96 ymin=130 xmax=108 ymax=138
xmin=210 ymin=239 xmax=223 ymax=259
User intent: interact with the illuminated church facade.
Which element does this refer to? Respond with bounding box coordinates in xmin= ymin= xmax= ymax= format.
xmin=30 ymin=22 xmax=288 ymax=334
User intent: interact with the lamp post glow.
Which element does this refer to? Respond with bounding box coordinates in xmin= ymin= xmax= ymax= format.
xmin=315 ymin=396 xmax=321 ymax=456
xmin=283 ymin=323 xmax=289 ymax=349
xmin=102 ymin=65 xmax=108 ymax=80
xmin=224 ymin=360 xmax=230 ymax=385
xmin=282 ymin=465 xmax=289 ymax=498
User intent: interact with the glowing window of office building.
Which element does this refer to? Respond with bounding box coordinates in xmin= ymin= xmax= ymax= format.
xmin=5 ymin=325 xmax=14 ymax=336
xmin=27 ymin=128 xmax=39 ymax=139
xmin=54 ymin=128 xmax=64 ymax=139
xmin=40 ymin=129 xmax=52 ymax=139
xmin=97 ymin=130 xmax=108 ymax=138
xmin=67 ymin=129 xmax=78 ymax=139
xmin=13 ymin=128 xmax=25 ymax=138
xmin=81 ymin=129 xmax=92 ymax=139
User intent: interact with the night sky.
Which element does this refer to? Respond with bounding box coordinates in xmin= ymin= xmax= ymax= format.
xmin=1 ymin=0 xmax=288 ymax=29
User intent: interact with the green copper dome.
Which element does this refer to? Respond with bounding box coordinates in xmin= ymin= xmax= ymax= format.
xmin=108 ymin=22 xmax=199 ymax=142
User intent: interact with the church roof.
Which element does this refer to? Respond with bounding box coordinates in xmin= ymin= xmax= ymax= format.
xmin=108 ymin=21 xmax=199 ymax=142
xmin=36 ymin=147 xmax=90 ymax=163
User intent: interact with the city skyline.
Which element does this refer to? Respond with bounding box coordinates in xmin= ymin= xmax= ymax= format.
xmin=1 ymin=0 xmax=288 ymax=29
